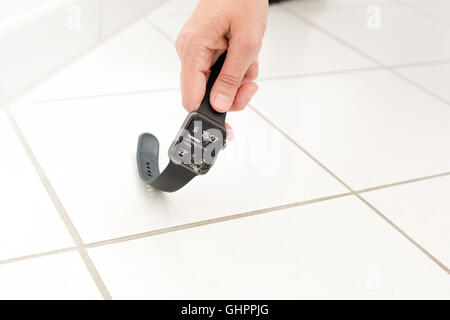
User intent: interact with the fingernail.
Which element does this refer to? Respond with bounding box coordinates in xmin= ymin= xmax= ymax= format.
xmin=213 ymin=93 xmax=232 ymax=112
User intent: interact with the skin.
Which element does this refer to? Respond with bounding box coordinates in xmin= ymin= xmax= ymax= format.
xmin=176 ymin=0 xmax=269 ymax=139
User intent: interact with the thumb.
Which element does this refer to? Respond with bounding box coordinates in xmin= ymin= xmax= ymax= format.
xmin=210 ymin=38 xmax=259 ymax=112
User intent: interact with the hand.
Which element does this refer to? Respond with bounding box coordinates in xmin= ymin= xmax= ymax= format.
xmin=176 ymin=0 xmax=268 ymax=120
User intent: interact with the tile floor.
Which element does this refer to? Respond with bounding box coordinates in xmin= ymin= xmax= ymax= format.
xmin=1 ymin=0 xmax=449 ymax=299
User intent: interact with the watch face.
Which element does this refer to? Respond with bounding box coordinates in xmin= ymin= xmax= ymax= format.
xmin=169 ymin=112 xmax=227 ymax=175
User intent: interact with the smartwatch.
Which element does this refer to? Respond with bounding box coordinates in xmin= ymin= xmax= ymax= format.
xmin=137 ymin=52 xmax=228 ymax=192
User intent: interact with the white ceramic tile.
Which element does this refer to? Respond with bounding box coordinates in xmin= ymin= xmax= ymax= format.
xmin=19 ymin=19 xmax=179 ymax=103
xmin=0 ymin=111 xmax=73 ymax=261
xmin=282 ymin=0 xmax=393 ymax=11
xmin=100 ymin=0 xmax=162 ymax=38
xmin=11 ymin=90 xmax=346 ymax=243
xmin=397 ymin=0 xmax=450 ymax=24
xmin=147 ymin=0 xmax=391 ymax=42
xmin=251 ymin=70 xmax=450 ymax=190
xmin=0 ymin=0 xmax=100 ymax=103
xmin=89 ymin=196 xmax=450 ymax=299
xmin=285 ymin=0 xmax=450 ymax=65
xmin=0 ymin=251 xmax=101 ymax=299
xmin=146 ymin=0 xmax=197 ymax=41
xmin=0 ymin=0 xmax=50 ymax=23
xmin=363 ymin=175 xmax=450 ymax=267
xmin=260 ymin=7 xmax=375 ymax=78
xmin=149 ymin=1 xmax=376 ymax=78
xmin=396 ymin=63 xmax=450 ymax=102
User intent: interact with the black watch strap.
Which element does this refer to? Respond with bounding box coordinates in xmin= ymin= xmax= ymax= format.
xmin=197 ymin=52 xmax=227 ymax=125
xmin=137 ymin=133 xmax=196 ymax=192
xmin=137 ymin=52 xmax=227 ymax=192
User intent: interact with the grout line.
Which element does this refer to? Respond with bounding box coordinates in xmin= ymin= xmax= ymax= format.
xmin=0 ymin=43 xmax=96 ymax=111
xmin=281 ymin=6 xmax=450 ymax=110
xmin=147 ymin=20 xmax=177 ymax=44
xmin=387 ymin=68 xmax=450 ymax=108
xmin=0 ymin=0 xmax=74 ymax=34
xmin=248 ymin=105 xmax=354 ymax=190
xmin=14 ymin=56 xmax=450 ymax=107
xmin=0 ymin=0 xmax=170 ymax=111
xmin=21 ymin=87 xmax=180 ymax=105
xmin=393 ymin=59 xmax=450 ymax=69
xmin=248 ymin=104 xmax=449 ymax=274
xmin=259 ymin=58 xmax=450 ymax=83
xmin=258 ymin=66 xmax=384 ymax=82
xmin=98 ymin=0 xmax=168 ymax=42
xmin=357 ymin=171 xmax=450 ymax=194
xmin=4 ymin=108 xmax=112 ymax=300
xmin=1 ymin=166 xmax=449 ymax=268
xmin=5 ymin=2 xmax=177 ymax=108
xmin=85 ymin=192 xmax=353 ymax=248
xmin=0 ymin=247 xmax=77 ymax=266
xmin=356 ymin=193 xmax=449 ymax=274
xmin=277 ymin=5 xmax=385 ymax=65
xmin=147 ymin=0 xmax=171 ymax=16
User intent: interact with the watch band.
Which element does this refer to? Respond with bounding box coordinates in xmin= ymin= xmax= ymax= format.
xmin=137 ymin=133 xmax=197 ymax=191
xmin=197 ymin=52 xmax=227 ymax=126
xmin=137 ymin=52 xmax=227 ymax=192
